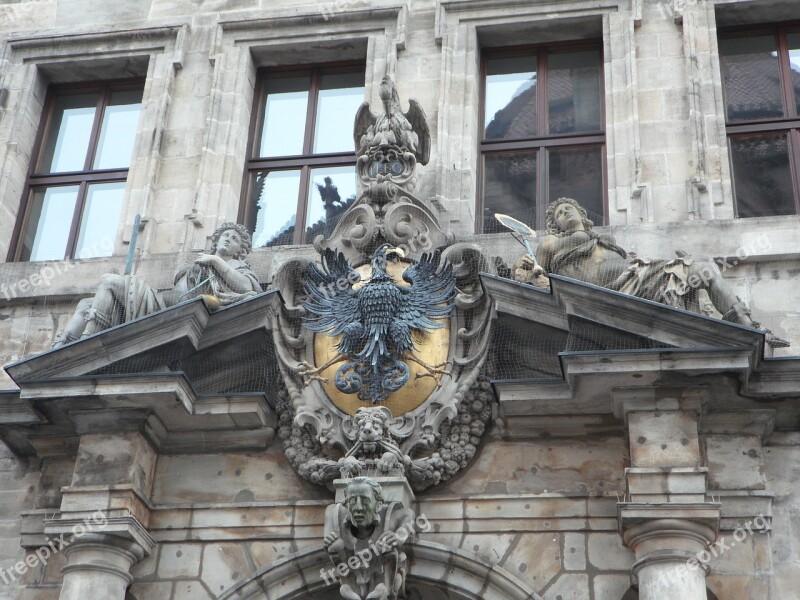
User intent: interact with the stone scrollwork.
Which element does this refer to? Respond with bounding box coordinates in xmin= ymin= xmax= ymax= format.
xmin=271 ymin=74 xmax=494 ymax=492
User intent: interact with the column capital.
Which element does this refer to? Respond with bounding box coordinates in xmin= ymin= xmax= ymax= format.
xmin=618 ymin=503 xmax=720 ymax=576
xmin=44 ymin=514 xmax=156 ymax=560
xmin=619 ymin=503 xmax=721 ymax=535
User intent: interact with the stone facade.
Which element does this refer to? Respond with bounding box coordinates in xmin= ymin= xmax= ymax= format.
xmin=0 ymin=1 xmax=798 ymax=600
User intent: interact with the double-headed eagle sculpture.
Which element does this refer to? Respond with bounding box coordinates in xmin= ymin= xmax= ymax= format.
xmin=302 ymin=244 xmax=454 ymax=403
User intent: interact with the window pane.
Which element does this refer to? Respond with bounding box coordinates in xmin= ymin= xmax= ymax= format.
xmin=74 ymin=182 xmax=125 ymax=259
xmin=483 ymin=151 xmax=537 ymax=232
xmin=730 ymin=134 xmax=796 ymax=217
xmin=548 ymin=49 xmax=603 ymax=134
xmin=548 ymin=146 xmax=604 ymax=224
xmin=20 ymin=186 xmax=79 ymax=261
xmin=719 ymin=35 xmax=784 ymax=121
xmin=250 ymin=170 xmax=302 ymax=246
xmin=258 ymin=75 xmax=310 ymax=158
xmin=39 ymin=94 xmax=98 ymax=173
xmin=484 ymin=55 xmax=537 ymax=140
xmin=93 ymin=89 xmax=143 ymax=170
xmin=314 ymin=71 xmax=365 ymax=154
xmin=305 ymin=166 xmax=358 ymax=243
xmin=789 ymin=33 xmax=800 ymax=116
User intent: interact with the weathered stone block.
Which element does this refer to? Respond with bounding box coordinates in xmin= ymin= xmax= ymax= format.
xmin=200 ymin=542 xmax=250 ymax=596
xmin=564 ymin=533 xmax=586 ymax=571
xmin=593 ymin=574 xmax=631 ymax=600
xmin=588 ymin=533 xmax=635 ymax=570
xmin=543 ymin=573 xmax=590 ymax=600
xmin=501 ymin=533 xmax=561 ymax=591
xmin=706 ymin=435 xmax=765 ymax=491
xmin=157 ymin=543 xmax=202 ymax=579
xmin=629 ymin=411 xmax=700 ymax=468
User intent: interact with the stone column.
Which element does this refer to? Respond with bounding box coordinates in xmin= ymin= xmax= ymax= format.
xmin=58 ymin=533 xmax=147 ymax=600
xmin=621 ymin=510 xmax=718 ymax=600
xmin=46 ymin=432 xmax=157 ymax=600
xmin=613 ymin=388 xmax=720 ymax=600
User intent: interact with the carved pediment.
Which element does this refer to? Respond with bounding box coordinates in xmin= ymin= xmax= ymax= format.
xmin=0 ymin=293 xmax=283 ymax=455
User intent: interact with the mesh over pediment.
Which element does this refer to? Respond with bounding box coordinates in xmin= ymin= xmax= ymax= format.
xmin=566 ymin=317 xmax=673 ymax=352
xmin=88 ymin=328 xmax=281 ymax=396
xmin=484 ymin=313 xmax=566 ymax=381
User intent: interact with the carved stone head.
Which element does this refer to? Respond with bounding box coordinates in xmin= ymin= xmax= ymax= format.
xmin=545 ymin=198 xmax=594 ymax=235
xmin=344 ymin=476 xmax=384 ymax=529
xmin=354 ymin=407 xmax=391 ymax=452
xmin=210 ymin=222 xmax=252 ymax=259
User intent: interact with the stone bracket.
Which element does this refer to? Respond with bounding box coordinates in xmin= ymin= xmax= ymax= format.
xmin=612 ymin=386 xmax=710 ymax=423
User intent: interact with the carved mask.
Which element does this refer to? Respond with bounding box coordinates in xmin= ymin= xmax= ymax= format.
xmin=345 ymin=482 xmax=379 ymax=529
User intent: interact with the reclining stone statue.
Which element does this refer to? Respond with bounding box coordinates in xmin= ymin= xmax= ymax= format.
xmin=52 ymin=222 xmax=261 ymax=348
xmin=511 ymin=197 xmax=788 ymax=348
xmin=323 ymin=477 xmax=414 ymax=600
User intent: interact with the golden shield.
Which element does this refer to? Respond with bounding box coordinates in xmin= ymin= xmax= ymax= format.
xmin=313 ymin=260 xmax=450 ymax=416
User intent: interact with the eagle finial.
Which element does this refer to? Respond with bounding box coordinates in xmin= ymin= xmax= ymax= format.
xmin=354 ymin=75 xmax=431 ymax=166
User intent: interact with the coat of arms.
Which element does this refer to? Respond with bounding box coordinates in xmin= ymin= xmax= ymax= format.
xmin=270 ymin=77 xmax=493 ymax=491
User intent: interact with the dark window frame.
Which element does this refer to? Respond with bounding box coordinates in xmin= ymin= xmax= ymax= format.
xmin=241 ymin=61 xmax=365 ymax=246
xmin=719 ymin=23 xmax=800 ymax=216
xmin=7 ymin=78 xmax=144 ymax=262
xmin=478 ymin=40 xmax=608 ymax=233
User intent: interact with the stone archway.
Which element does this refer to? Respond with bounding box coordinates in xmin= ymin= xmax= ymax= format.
xmin=219 ymin=541 xmax=542 ymax=600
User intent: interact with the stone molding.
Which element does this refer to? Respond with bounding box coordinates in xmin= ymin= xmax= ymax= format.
xmin=218 ymin=540 xmax=542 ymax=600
xmin=680 ymin=4 xmax=735 ymax=220
xmin=44 ymin=517 xmax=156 ymax=559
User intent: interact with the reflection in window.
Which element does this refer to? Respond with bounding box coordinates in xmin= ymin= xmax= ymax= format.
xmin=259 ymin=75 xmax=310 ymax=158
xmin=93 ymin=90 xmax=143 ymax=170
xmin=12 ymin=82 xmax=143 ymax=261
xmin=74 ymin=182 xmax=126 ymax=258
xmin=719 ymin=36 xmax=784 ymax=122
xmin=40 ymin=94 xmax=97 ymax=173
xmin=315 ymin=72 xmax=365 ymax=154
xmin=548 ymin=146 xmax=604 ymax=223
xmin=480 ymin=44 xmax=605 ymax=232
xmin=483 ymin=151 xmax=537 ymax=232
xmin=305 ymin=166 xmax=358 ymax=243
xmin=250 ymin=170 xmax=301 ymax=247
xmin=789 ymin=33 xmax=800 ymax=117
xmin=730 ymin=135 xmax=796 ymax=218
xmin=485 ymin=56 xmax=537 ymax=140
xmin=719 ymin=29 xmax=800 ymax=217
xmin=245 ymin=65 xmax=365 ymax=246
xmin=21 ymin=187 xmax=79 ymax=261
xmin=547 ymin=50 xmax=602 ymax=135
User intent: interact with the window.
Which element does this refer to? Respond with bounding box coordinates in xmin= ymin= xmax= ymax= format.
xmin=719 ymin=27 xmax=800 ymax=217
xmin=10 ymin=81 xmax=143 ymax=261
xmin=479 ymin=44 xmax=606 ymax=233
xmin=243 ymin=65 xmax=365 ymax=247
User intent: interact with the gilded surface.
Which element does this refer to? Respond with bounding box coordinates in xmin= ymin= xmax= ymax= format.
xmin=314 ymin=261 xmax=450 ymax=416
